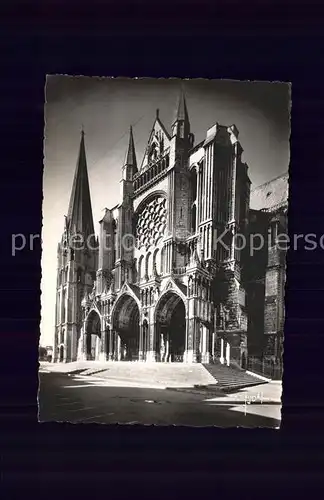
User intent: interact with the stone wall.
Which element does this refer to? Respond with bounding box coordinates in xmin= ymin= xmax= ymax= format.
xmin=174 ymin=171 xmax=191 ymax=240
xmin=264 ymin=264 xmax=280 ymax=335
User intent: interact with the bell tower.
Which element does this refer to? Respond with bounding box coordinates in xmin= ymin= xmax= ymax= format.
xmin=53 ymin=130 xmax=97 ymax=362
xmin=168 ymin=87 xmax=195 ymax=248
xmin=115 ymin=126 xmax=138 ymax=290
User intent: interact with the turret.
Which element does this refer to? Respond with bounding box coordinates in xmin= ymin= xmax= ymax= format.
xmin=171 ymin=87 xmax=194 ymax=147
xmin=116 ymin=126 xmax=137 ymax=290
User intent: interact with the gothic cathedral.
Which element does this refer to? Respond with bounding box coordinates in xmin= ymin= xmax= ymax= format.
xmin=53 ymin=90 xmax=287 ymax=368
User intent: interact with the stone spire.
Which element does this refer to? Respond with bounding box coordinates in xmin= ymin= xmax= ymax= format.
xmin=173 ymin=85 xmax=189 ymax=125
xmin=66 ymin=130 xmax=95 ymax=241
xmin=125 ymin=125 xmax=137 ymax=173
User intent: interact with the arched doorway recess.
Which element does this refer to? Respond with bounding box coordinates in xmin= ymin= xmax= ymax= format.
xmin=59 ymin=345 xmax=64 ymax=363
xmin=112 ymin=294 xmax=140 ymax=361
xmin=155 ymin=291 xmax=186 ymax=362
xmin=85 ymin=310 xmax=101 ymax=360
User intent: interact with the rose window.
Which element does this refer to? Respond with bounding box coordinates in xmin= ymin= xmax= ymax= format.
xmin=136 ymin=196 xmax=167 ymax=249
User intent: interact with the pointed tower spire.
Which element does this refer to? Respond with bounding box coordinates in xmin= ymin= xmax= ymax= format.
xmin=173 ymin=85 xmax=189 ymax=125
xmin=125 ymin=125 xmax=137 ymax=172
xmin=66 ymin=129 xmax=95 ymax=240
xmin=123 ymin=125 xmax=138 ymax=182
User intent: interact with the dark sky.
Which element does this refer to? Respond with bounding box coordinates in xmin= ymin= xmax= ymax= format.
xmin=41 ymin=76 xmax=290 ymax=344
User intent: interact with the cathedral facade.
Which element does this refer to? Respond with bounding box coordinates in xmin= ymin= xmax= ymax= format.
xmin=53 ymin=90 xmax=287 ymax=368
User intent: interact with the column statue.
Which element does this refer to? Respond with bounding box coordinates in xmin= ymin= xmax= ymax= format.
xmin=224 ymin=306 xmax=230 ymax=329
xmin=160 ymin=333 xmax=165 ymax=362
xmin=165 ymin=333 xmax=170 ymax=362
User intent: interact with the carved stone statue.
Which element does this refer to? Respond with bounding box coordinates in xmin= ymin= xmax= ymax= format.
xmin=202 ymin=286 xmax=207 ymax=300
xmin=188 ymin=276 xmax=193 ymax=296
xmin=159 ymin=334 xmax=165 ymax=362
xmin=143 ymin=321 xmax=148 ymax=347
xmin=193 ymin=277 xmax=197 ymax=296
xmin=219 ymin=304 xmax=225 ymax=330
xmin=223 ymin=306 xmax=230 ymax=328
xmin=109 ymin=272 xmax=115 ymax=293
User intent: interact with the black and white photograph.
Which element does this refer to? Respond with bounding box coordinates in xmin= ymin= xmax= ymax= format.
xmin=38 ymin=76 xmax=290 ymax=427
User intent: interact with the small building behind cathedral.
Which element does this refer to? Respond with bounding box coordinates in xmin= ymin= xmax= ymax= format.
xmin=53 ymin=90 xmax=287 ymax=376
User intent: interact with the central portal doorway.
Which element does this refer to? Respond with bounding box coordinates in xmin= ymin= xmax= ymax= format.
xmin=155 ymin=291 xmax=186 ymax=362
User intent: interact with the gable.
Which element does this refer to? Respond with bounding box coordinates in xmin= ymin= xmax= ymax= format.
xmin=163 ymin=277 xmax=187 ymax=298
xmin=140 ymin=118 xmax=171 ymax=172
xmin=119 ymin=282 xmax=140 ymax=302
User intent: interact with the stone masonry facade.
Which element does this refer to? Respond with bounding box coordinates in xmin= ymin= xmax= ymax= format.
xmin=53 ymin=90 xmax=288 ymax=367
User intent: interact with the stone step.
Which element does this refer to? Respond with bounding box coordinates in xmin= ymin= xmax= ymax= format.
xmin=81 ymin=368 xmax=108 ymax=376
xmin=45 ymin=360 xmax=267 ymax=392
xmin=85 ymin=362 xmax=217 ymax=388
xmin=202 ymin=362 xmax=267 ymax=391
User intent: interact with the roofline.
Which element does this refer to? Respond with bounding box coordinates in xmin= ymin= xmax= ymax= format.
xmin=156 ymin=116 xmax=171 ymax=141
xmin=140 ymin=116 xmax=171 ymax=170
xmin=251 ymin=171 xmax=289 ymax=192
xmin=109 ymin=203 xmax=120 ymax=212
xmin=189 ymin=139 xmax=204 ymax=155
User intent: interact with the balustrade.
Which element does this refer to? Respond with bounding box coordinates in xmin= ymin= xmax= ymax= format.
xmin=133 ymin=152 xmax=170 ymax=192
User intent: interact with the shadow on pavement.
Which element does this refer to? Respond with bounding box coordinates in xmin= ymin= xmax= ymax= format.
xmin=38 ymin=372 xmax=281 ymax=428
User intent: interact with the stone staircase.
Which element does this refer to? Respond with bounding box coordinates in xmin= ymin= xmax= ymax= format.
xmin=201 ymin=362 xmax=267 ymax=393
xmin=43 ymin=360 xmax=268 ymax=392
xmin=43 ymin=361 xmax=110 ymax=375
xmin=84 ymin=362 xmax=217 ymax=388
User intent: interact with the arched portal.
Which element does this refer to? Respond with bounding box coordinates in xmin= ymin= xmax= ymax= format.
xmin=85 ymin=310 xmax=101 ymax=360
xmin=155 ymin=291 xmax=186 ymax=362
xmin=112 ymin=294 xmax=140 ymax=361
